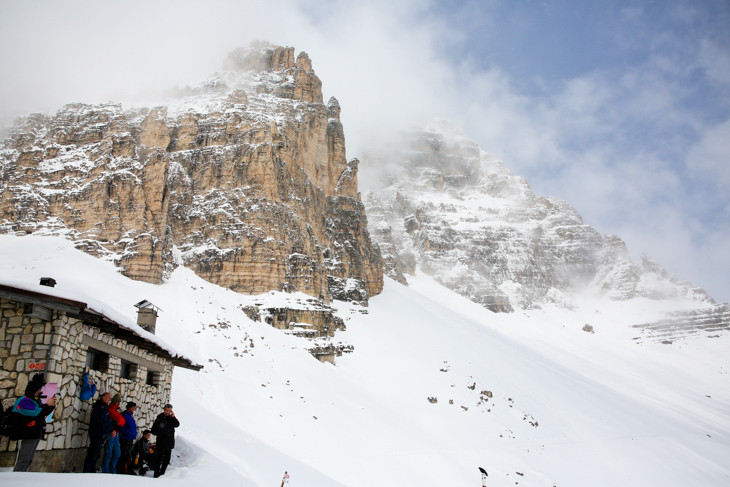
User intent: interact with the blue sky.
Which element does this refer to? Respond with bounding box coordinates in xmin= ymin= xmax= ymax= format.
xmin=1 ymin=0 xmax=728 ymax=302
xmin=426 ymin=0 xmax=730 ymax=303
xmin=437 ymin=1 xmax=730 ymax=91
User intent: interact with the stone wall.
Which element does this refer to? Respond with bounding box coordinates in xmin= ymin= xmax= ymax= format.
xmin=0 ymin=297 xmax=173 ymax=471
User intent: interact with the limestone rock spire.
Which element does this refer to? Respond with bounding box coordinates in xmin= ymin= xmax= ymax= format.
xmin=326 ymin=96 xmax=348 ymax=194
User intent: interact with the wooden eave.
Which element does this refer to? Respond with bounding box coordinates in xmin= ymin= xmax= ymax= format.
xmin=0 ymin=283 xmax=86 ymax=314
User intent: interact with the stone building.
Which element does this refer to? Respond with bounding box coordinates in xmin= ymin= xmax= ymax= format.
xmin=0 ymin=278 xmax=201 ymax=472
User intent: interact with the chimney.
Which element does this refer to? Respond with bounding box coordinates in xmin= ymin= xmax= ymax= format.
xmin=40 ymin=277 xmax=57 ymax=287
xmin=134 ymin=300 xmax=160 ymax=334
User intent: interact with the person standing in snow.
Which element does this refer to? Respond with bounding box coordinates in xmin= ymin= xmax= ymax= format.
xmin=117 ymin=401 xmax=138 ymax=474
xmin=83 ymin=391 xmax=114 ymax=472
xmin=281 ymin=471 xmax=290 ymax=487
xmin=151 ymin=403 xmax=179 ymax=477
xmin=101 ymin=393 xmax=125 ymax=473
xmin=9 ymin=373 xmax=57 ymax=472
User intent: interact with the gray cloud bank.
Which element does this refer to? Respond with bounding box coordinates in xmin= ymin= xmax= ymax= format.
xmin=1 ymin=0 xmax=728 ymax=303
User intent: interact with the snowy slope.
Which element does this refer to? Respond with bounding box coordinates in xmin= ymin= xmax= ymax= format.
xmin=1 ymin=234 xmax=729 ymax=486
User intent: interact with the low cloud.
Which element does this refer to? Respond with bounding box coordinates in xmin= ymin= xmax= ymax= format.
xmin=0 ymin=0 xmax=728 ymax=302
xmin=687 ymin=119 xmax=730 ymax=187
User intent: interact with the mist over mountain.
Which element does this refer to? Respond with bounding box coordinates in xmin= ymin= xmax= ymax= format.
xmin=360 ymin=121 xmax=724 ymax=316
xmin=0 ymin=42 xmax=382 ymax=306
xmin=0 ymin=43 xmax=728 ymax=485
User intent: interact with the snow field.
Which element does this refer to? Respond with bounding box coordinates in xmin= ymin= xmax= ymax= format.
xmin=1 ymin=234 xmax=728 ymax=486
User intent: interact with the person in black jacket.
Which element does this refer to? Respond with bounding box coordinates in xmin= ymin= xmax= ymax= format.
xmin=10 ymin=373 xmax=57 ymax=471
xmin=133 ymin=429 xmax=156 ymax=475
xmin=83 ymin=392 xmax=114 ymax=473
xmin=151 ymin=403 xmax=179 ymax=478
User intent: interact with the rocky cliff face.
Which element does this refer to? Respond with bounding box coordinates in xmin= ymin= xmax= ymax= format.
xmin=0 ymin=42 xmax=383 ymax=304
xmin=362 ymin=120 xmax=714 ymax=313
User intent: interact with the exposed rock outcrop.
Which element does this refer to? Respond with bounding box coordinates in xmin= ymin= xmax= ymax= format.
xmin=0 ymin=42 xmax=383 ymax=304
xmin=631 ymin=303 xmax=730 ymax=344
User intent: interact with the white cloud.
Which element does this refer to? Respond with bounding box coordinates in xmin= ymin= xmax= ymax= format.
xmin=698 ymin=38 xmax=730 ymax=88
xmin=0 ymin=1 xmax=311 ymax=119
xmin=0 ymin=0 xmax=727 ymax=303
xmin=687 ymin=118 xmax=730 ymax=187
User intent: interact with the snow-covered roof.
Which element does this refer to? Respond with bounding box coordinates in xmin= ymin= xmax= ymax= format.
xmin=0 ymin=279 xmax=202 ymax=371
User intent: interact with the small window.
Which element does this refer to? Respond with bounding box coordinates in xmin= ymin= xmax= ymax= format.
xmin=146 ymin=370 xmax=160 ymax=387
xmin=120 ymin=360 xmax=137 ymax=380
xmin=85 ymin=348 xmax=109 ymax=372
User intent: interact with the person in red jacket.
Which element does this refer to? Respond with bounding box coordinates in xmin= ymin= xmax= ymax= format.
xmin=101 ymin=393 xmax=125 ymax=473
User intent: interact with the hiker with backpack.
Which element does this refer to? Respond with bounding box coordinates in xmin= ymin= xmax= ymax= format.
xmin=8 ymin=373 xmax=57 ymax=472
xmin=83 ymin=391 xmax=114 ymax=473
xmin=118 ymin=401 xmax=138 ymax=474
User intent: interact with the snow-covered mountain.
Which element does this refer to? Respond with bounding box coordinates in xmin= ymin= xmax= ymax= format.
xmin=0 ymin=42 xmax=729 ymax=486
xmin=1 ymin=235 xmax=728 ymax=486
xmin=0 ymin=41 xmax=383 ymax=304
xmin=361 ymin=120 xmax=729 ymax=340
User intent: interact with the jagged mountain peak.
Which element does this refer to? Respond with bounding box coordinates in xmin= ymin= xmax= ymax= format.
xmin=224 ymin=41 xmax=314 ymax=74
xmin=0 ymin=42 xmax=383 ymax=307
xmin=217 ymin=41 xmax=322 ymax=104
xmin=363 ymin=120 xmax=718 ymax=321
